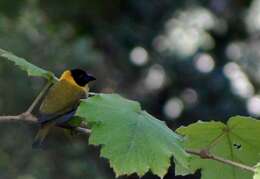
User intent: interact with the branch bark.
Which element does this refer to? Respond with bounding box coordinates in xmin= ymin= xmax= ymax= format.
xmin=0 ymin=113 xmax=91 ymax=134
xmin=0 ymin=115 xmax=21 ymax=121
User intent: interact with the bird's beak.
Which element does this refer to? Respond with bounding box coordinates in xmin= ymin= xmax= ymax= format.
xmin=86 ymin=74 xmax=96 ymax=82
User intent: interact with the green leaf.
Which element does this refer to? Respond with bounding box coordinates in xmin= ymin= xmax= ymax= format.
xmin=174 ymin=160 xmax=194 ymax=176
xmin=76 ymin=93 xmax=190 ymax=178
xmin=177 ymin=116 xmax=260 ymax=179
xmin=254 ymin=163 xmax=260 ymax=179
xmin=67 ymin=116 xmax=84 ymax=127
xmin=0 ymin=48 xmax=56 ymax=81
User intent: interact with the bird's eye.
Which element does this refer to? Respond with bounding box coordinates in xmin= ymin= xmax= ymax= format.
xmin=78 ymin=74 xmax=84 ymax=79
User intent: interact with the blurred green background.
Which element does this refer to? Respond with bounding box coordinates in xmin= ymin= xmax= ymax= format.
xmin=0 ymin=0 xmax=259 ymax=178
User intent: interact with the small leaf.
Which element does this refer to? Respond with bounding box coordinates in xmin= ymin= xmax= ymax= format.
xmin=0 ymin=48 xmax=56 ymax=81
xmin=254 ymin=163 xmax=260 ymax=179
xmin=177 ymin=116 xmax=260 ymax=179
xmin=76 ymin=93 xmax=190 ymax=178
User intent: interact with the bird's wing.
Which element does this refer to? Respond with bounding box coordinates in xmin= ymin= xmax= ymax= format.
xmin=38 ymin=79 xmax=87 ymax=123
xmin=38 ymin=108 xmax=77 ymax=124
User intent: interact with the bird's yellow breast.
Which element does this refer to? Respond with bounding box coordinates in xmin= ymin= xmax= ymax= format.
xmin=39 ymin=79 xmax=88 ymax=115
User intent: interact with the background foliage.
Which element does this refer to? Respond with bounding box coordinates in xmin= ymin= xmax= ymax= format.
xmin=0 ymin=0 xmax=260 ymax=178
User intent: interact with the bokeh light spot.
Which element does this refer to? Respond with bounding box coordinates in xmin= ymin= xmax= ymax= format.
xmin=247 ymin=95 xmax=260 ymax=116
xmin=181 ymin=88 xmax=198 ymax=105
xmin=226 ymin=42 xmax=243 ymax=60
xmin=224 ymin=63 xmax=254 ymax=98
xmin=145 ymin=64 xmax=166 ymax=90
xmin=194 ymin=53 xmax=215 ymax=73
xmin=154 ymin=7 xmax=218 ymax=58
xmin=130 ymin=46 xmax=149 ymax=66
xmin=164 ymin=97 xmax=184 ymax=119
xmin=246 ymin=0 xmax=260 ymax=33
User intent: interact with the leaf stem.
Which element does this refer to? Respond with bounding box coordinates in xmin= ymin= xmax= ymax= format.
xmin=205 ymin=132 xmax=225 ymax=150
xmin=186 ymin=149 xmax=256 ymax=173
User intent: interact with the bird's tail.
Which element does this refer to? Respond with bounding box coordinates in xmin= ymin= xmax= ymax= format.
xmin=32 ymin=122 xmax=54 ymax=149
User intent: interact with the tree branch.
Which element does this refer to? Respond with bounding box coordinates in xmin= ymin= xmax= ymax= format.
xmin=0 ymin=113 xmax=91 ymax=134
xmin=186 ymin=149 xmax=256 ymax=173
xmin=0 ymin=115 xmax=21 ymax=121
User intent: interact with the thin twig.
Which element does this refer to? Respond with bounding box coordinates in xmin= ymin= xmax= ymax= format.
xmin=88 ymin=92 xmax=98 ymax=96
xmin=0 ymin=115 xmax=21 ymax=121
xmin=0 ymin=114 xmax=91 ymax=134
xmin=26 ymin=81 xmax=52 ymax=113
xmin=186 ymin=149 xmax=256 ymax=173
xmin=75 ymin=127 xmax=91 ymax=134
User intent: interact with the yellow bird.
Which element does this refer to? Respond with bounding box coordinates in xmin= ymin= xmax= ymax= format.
xmin=32 ymin=69 xmax=96 ymax=148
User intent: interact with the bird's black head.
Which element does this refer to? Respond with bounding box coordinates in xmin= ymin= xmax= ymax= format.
xmin=70 ymin=69 xmax=96 ymax=87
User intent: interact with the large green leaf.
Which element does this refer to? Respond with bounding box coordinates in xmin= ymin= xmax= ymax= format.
xmin=177 ymin=116 xmax=260 ymax=179
xmin=0 ymin=48 xmax=56 ymax=81
xmin=76 ymin=93 xmax=190 ymax=178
